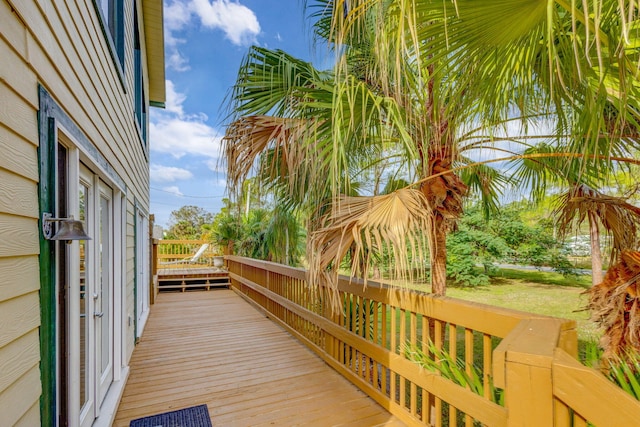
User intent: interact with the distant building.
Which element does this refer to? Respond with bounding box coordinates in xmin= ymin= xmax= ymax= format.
xmin=0 ymin=0 xmax=165 ymax=425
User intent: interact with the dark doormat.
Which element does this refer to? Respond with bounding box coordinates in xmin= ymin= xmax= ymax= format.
xmin=129 ymin=404 xmax=212 ymax=427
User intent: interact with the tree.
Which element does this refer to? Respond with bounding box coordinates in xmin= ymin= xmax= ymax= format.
xmin=223 ymin=0 xmax=640 ymax=302
xmin=447 ymin=203 xmax=574 ymax=287
xmin=211 ymin=212 xmax=242 ymax=255
xmin=165 ymin=205 xmax=214 ymax=240
xmin=223 ymin=6 xmax=530 ymax=298
xmin=321 ymin=0 xmax=640 ymax=293
xmin=556 ymin=184 xmax=640 ymax=285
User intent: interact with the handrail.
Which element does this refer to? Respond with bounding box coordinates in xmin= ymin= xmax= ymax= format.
xmin=552 ymin=348 xmax=640 ymax=425
xmin=223 ymin=254 xmax=640 ymax=426
xmin=156 ymin=239 xmax=220 ymax=269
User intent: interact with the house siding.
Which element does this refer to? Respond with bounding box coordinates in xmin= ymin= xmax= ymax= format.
xmin=0 ymin=1 xmax=44 ymax=424
xmin=0 ymin=0 xmax=159 ymax=424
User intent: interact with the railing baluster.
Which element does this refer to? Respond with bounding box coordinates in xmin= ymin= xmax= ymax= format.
xmin=434 ymin=320 xmax=443 ymax=426
xmin=381 ymin=303 xmax=388 ymax=397
xmin=483 ymin=333 xmax=492 ymax=401
xmin=390 ymin=306 xmax=397 ymax=403
xmin=409 ymin=311 xmax=417 ymax=415
xmin=464 ymin=328 xmax=474 ymax=427
xmin=400 ymin=308 xmax=407 ymax=409
xmin=421 ymin=314 xmax=430 ymax=424
xmin=449 ymin=323 xmax=458 ymax=427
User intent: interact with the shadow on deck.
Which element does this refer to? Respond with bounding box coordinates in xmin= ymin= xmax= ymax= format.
xmin=113 ymin=289 xmax=404 ymax=427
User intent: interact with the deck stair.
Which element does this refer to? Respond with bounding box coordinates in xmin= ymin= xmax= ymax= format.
xmin=157 ymin=268 xmax=230 ymax=292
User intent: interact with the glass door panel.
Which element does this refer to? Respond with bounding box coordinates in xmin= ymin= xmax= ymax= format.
xmin=78 ymin=165 xmax=95 ymax=427
xmin=79 ymin=182 xmax=90 ymax=413
xmin=96 ymin=182 xmax=114 ymax=406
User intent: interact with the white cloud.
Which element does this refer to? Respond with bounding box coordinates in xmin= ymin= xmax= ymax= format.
xmin=150 ymin=164 xmax=194 ymax=183
xmin=164 ymin=1 xmax=193 ymax=71
xmin=163 ymin=0 xmax=260 ymax=71
xmin=162 ymin=186 xmax=184 ymax=197
xmin=166 ymin=46 xmax=190 ymax=72
xmin=150 ymin=80 xmax=223 ymax=160
xmin=165 ymin=80 xmax=186 ymax=116
xmin=165 ymin=1 xmax=193 ymax=32
xmin=150 ymin=117 xmax=222 ymax=159
xmin=191 ymin=0 xmax=260 ymax=45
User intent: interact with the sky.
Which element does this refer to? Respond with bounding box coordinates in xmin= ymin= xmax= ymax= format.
xmin=149 ymin=0 xmax=320 ymax=227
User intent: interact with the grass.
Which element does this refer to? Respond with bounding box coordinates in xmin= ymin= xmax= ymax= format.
xmin=488 ymin=267 xmax=592 ymax=287
xmin=446 ymin=268 xmax=600 ymax=342
xmin=382 ymin=267 xmax=599 ymax=341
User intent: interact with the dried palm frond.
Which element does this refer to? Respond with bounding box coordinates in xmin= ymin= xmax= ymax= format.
xmin=555 ymin=184 xmax=640 ymax=260
xmin=223 ymin=115 xmax=309 ymax=190
xmin=307 ymin=188 xmax=431 ymax=311
xmin=587 ymin=251 xmax=640 ymax=363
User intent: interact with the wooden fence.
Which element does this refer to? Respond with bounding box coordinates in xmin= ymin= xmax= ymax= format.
xmin=226 ymin=255 xmax=640 ymax=427
xmin=156 ymin=239 xmax=219 ymax=269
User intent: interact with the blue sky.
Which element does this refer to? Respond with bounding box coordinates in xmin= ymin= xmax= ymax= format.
xmin=149 ymin=0 xmax=319 ymax=227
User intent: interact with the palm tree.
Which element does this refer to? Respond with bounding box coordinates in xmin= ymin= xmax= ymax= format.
xmin=223 ymin=28 xmax=511 ymax=298
xmin=556 ymin=184 xmax=640 ymax=286
xmin=588 ymin=251 xmax=640 ymax=362
xmin=223 ymin=1 xmax=639 ymax=300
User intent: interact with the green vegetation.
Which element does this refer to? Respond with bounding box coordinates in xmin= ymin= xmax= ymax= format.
xmin=447 ymin=203 xmax=575 ymax=287
xmin=163 ymin=201 xmax=305 ymax=266
xmin=488 ymin=268 xmax=591 ymax=288
xmin=209 ymin=196 xmax=305 ymax=266
xmin=446 ymin=268 xmax=598 ymax=341
xmin=405 ymin=340 xmax=503 ymax=405
xmin=164 ymin=205 xmax=214 ymax=240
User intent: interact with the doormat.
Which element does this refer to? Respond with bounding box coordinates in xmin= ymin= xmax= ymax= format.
xmin=129 ymin=404 xmax=212 ymax=427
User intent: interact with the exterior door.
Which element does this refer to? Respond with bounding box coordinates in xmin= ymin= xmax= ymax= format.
xmin=96 ymin=181 xmax=114 ymax=405
xmin=136 ymin=211 xmax=150 ymax=336
xmin=78 ymin=166 xmax=114 ymax=427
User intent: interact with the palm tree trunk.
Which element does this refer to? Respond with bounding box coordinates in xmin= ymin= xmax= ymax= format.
xmin=429 ymin=213 xmax=448 ymax=295
xmin=285 ymin=226 xmax=290 ymax=264
xmin=588 ymin=211 xmax=604 ymax=286
xmin=421 ymin=150 xmax=467 ymax=296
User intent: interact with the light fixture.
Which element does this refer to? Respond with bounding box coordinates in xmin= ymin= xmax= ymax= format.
xmin=42 ymin=213 xmax=92 ymax=242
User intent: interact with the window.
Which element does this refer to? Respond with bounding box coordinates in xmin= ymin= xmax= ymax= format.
xmin=95 ymin=0 xmax=124 ymax=70
xmin=134 ymin=4 xmax=148 ymax=149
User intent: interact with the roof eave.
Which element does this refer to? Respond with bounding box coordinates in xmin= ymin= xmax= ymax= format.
xmin=143 ymin=0 xmax=166 ymax=106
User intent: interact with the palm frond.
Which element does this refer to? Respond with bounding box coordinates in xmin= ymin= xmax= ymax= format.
xmin=587 ymin=251 xmax=640 ymax=362
xmin=308 ymin=187 xmax=431 ymax=309
xmin=458 ymin=162 xmax=509 ymax=217
xmin=223 ymin=115 xmax=309 ymax=189
xmin=555 ymin=184 xmax=640 ymax=257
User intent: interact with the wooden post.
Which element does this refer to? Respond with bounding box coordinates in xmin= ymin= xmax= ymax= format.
xmin=149 ymin=214 xmax=158 ymax=305
xmin=493 ymin=318 xmax=575 ymax=427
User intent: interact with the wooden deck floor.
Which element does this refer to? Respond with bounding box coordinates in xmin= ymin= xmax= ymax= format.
xmin=113 ymin=289 xmax=404 ymax=427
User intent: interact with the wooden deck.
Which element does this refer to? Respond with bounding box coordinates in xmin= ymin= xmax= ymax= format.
xmin=113 ymin=289 xmax=404 ymax=427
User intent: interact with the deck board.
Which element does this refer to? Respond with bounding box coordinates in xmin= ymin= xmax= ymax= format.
xmin=113 ymin=289 xmax=404 ymax=427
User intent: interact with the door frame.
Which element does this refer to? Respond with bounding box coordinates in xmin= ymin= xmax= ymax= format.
xmin=134 ymin=203 xmax=150 ymax=339
xmin=38 ymin=86 xmax=128 ymax=427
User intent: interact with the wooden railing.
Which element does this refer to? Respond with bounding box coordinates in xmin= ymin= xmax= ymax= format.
xmin=226 ymin=255 xmax=640 ymax=427
xmin=156 ymin=239 xmax=219 ymax=269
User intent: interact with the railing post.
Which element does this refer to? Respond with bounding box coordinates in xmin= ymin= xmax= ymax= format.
xmin=151 ymin=238 xmax=159 ymax=303
xmin=493 ymin=318 xmax=576 ymax=427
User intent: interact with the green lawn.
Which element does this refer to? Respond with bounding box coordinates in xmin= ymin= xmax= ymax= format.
xmin=446 ymin=268 xmax=600 ymax=341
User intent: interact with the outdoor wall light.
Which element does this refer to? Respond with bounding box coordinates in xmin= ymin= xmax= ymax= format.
xmin=42 ymin=212 xmax=92 ymax=241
